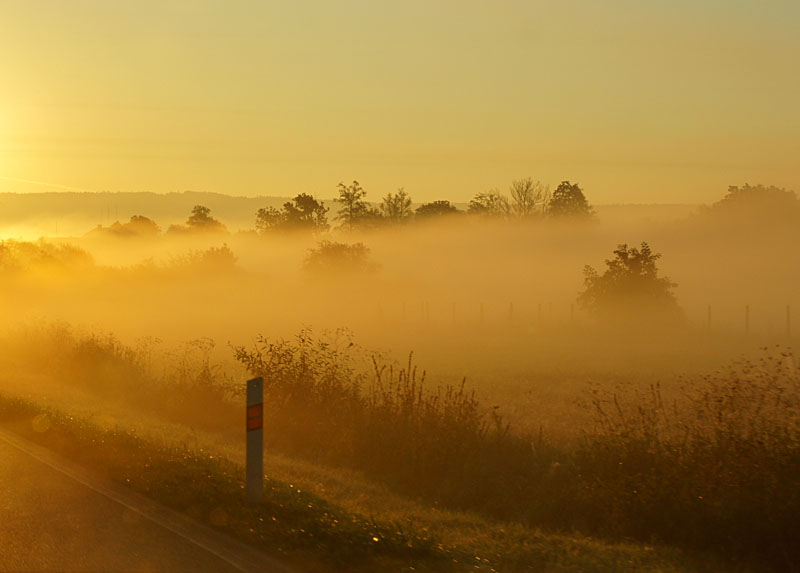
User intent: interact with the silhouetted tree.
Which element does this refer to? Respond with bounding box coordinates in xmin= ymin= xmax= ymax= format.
xmin=91 ymin=215 xmax=160 ymax=238
xmin=254 ymin=207 xmax=284 ymax=233
xmin=468 ymin=190 xmax=510 ymax=218
xmin=707 ymin=184 xmax=800 ymax=220
xmin=256 ymin=194 xmax=328 ymax=234
xmin=168 ymin=244 xmax=238 ymax=271
xmin=380 ymin=188 xmax=413 ymax=223
xmin=578 ymin=242 xmax=679 ymax=319
xmin=126 ymin=215 xmax=161 ymax=235
xmin=185 ymin=205 xmax=227 ymax=232
xmin=302 ymin=240 xmax=378 ymax=275
xmin=199 ymin=244 xmax=238 ymax=269
xmin=509 ymin=178 xmax=549 ymax=218
xmin=415 ymin=200 xmax=461 ymax=220
xmin=334 ymin=180 xmax=381 ymax=230
xmin=285 ymin=193 xmax=328 ymax=229
xmin=548 ymin=181 xmax=593 ymax=219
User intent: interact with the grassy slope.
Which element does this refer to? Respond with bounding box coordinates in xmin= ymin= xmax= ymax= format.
xmin=0 ymin=383 xmax=728 ymax=573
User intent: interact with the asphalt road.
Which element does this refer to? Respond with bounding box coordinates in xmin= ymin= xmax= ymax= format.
xmin=0 ymin=432 xmax=291 ymax=572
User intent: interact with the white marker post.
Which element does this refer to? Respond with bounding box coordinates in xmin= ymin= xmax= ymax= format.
xmin=246 ymin=377 xmax=264 ymax=503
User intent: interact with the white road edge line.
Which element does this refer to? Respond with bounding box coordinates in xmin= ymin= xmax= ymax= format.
xmin=0 ymin=427 xmax=294 ymax=573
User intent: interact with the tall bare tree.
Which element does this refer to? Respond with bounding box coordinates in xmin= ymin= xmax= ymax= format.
xmin=509 ymin=178 xmax=549 ymax=218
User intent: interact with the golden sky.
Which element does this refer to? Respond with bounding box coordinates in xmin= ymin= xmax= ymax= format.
xmin=1 ymin=0 xmax=798 ymax=203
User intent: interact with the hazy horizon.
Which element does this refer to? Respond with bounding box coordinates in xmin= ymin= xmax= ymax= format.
xmin=0 ymin=183 xmax=710 ymax=205
xmin=1 ymin=3 xmax=799 ymax=570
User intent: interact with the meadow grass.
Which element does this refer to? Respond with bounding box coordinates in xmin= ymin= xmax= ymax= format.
xmin=2 ymin=323 xmax=794 ymax=570
xmin=0 ymin=392 xmax=714 ymax=572
xmin=231 ymin=330 xmax=799 ymax=569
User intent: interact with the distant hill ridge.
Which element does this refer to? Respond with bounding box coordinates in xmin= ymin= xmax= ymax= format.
xmin=0 ymin=191 xmax=290 ymax=224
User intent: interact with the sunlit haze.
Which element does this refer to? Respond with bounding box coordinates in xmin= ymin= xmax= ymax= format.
xmin=1 ymin=3 xmax=799 ymax=571
xmin=1 ymin=0 xmax=799 ymax=202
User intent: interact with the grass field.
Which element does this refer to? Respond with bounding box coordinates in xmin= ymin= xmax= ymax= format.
xmin=2 ymin=323 xmax=796 ymax=571
xmin=0 ymin=391 xmax=724 ymax=572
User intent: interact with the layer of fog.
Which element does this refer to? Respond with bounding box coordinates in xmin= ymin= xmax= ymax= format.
xmin=1 ymin=197 xmax=797 ymax=433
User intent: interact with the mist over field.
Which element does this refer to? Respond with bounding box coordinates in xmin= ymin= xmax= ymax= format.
xmin=3 ymin=0 xmax=800 ymax=569
xmin=0 ymin=183 xmax=797 ymax=426
xmin=1 ymin=187 xmax=795 ymax=356
xmin=0 ymin=180 xmax=799 ymax=572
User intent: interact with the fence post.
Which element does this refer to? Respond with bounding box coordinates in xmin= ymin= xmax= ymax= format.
xmin=246 ymin=377 xmax=264 ymax=503
xmin=745 ymin=304 xmax=750 ymax=336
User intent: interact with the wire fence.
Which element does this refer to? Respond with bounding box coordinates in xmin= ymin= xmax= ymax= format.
xmin=369 ymin=300 xmax=796 ymax=339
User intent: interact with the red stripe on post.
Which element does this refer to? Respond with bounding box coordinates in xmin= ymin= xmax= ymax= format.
xmin=247 ymin=403 xmax=263 ymax=431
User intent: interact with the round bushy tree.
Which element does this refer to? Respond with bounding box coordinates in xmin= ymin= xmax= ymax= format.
xmin=578 ymin=242 xmax=680 ymax=322
xmin=302 ymin=240 xmax=378 ymax=276
xmin=548 ymin=181 xmax=593 ymax=219
xmin=414 ymin=200 xmax=461 ymax=220
xmin=185 ymin=205 xmax=227 ymax=232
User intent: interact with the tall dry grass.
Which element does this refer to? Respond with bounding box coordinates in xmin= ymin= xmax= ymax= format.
xmin=234 ymin=333 xmax=800 ymax=568
xmin=4 ymin=323 xmax=797 ymax=567
xmin=576 ymin=348 xmax=799 ymax=565
xmin=231 ymin=328 xmax=528 ymax=507
xmin=2 ymin=323 xmax=238 ymax=432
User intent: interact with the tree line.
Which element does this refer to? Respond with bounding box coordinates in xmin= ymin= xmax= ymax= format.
xmin=255 ymin=178 xmax=593 ymax=234
xmin=91 ymin=182 xmax=798 ymax=239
